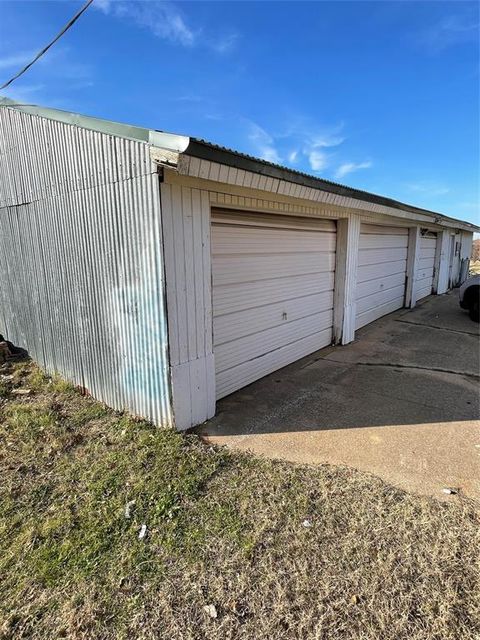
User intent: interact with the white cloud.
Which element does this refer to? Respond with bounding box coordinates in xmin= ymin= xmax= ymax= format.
xmin=114 ymin=1 xmax=196 ymax=47
xmin=95 ymin=0 xmax=237 ymax=53
xmin=416 ymin=14 xmax=479 ymax=54
xmin=335 ymin=161 xmax=372 ymax=180
xmin=210 ymin=33 xmax=239 ymax=54
xmin=308 ymin=150 xmax=328 ymax=172
xmin=0 ymin=52 xmax=35 ymax=70
xmin=240 ymin=118 xmax=350 ymax=172
xmin=310 ymin=133 xmax=345 ymax=149
xmin=299 ymin=124 xmax=345 ymax=173
xmin=1 ymin=83 xmax=45 ymax=104
xmin=288 ymin=149 xmax=299 ymax=164
xmin=94 ymin=0 xmax=112 ymax=12
xmin=247 ymin=122 xmax=282 ymax=164
xmin=406 ymin=182 xmax=450 ymax=197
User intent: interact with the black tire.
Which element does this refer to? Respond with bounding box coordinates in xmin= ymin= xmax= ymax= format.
xmin=469 ymin=297 xmax=479 ymax=322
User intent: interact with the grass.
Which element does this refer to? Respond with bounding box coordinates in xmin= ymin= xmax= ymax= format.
xmin=0 ymin=361 xmax=479 ymax=640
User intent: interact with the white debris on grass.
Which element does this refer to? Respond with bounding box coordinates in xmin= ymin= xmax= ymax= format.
xmin=138 ymin=524 xmax=147 ymax=539
xmin=125 ymin=500 xmax=135 ymax=519
xmin=203 ymin=604 xmax=218 ymax=619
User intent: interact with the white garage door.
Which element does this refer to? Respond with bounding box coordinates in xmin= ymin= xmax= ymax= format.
xmin=416 ymin=232 xmax=437 ymax=300
xmin=212 ymin=211 xmax=336 ymax=399
xmin=356 ymin=224 xmax=408 ymax=330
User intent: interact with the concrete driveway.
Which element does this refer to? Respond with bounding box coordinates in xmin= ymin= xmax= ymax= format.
xmin=197 ymin=291 xmax=480 ymax=500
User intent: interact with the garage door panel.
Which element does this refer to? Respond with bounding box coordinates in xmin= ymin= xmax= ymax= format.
xmin=360 ymin=224 xmax=409 ymax=236
xmin=213 ymin=211 xmax=336 ymax=233
xmin=212 ymin=211 xmax=335 ymax=399
xmin=418 ymin=256 xmax=435 ymax=269
xmin=356 ymin=284 xmax=405 ymax=315
xmin=216 ymin=328 xmax=332 ymax=399
xmin=419 ymin=247 xmax=436 ymax=260
xmin=214 ymin=272 xmax=335 ymax=316
xmin=212 ymin=225 xmax=336 ymax=254
xmin=214 ymin=291 xmax=334 ymax=345
xmin=358 ymin=247 xmax=407 ymax=267
xmin=215 ymin=310 xmax=333 ymax=375
xmin=356 ymin=271 xmax=406 ymax=300
xmin=417 ymin=267 xmax=434 ymax=281
xmin=417 ymin=274 xmax=434 ymax=287
xmin=359 ymin=233 xmax=409 ymax=250
xmin=213 ymin=252 xmax=336 ymax=286
xmin=415 ymin=233 xmax=437 ymax=300
xmin=356 ymin=298 xmax=404 ymax=331
xmin=416 ymin=284 xmax=432 ymax=300
xmin=356 ymin=223 xmax=408 ymax=329
xmin=357 ymin=260 xmax=406 ymax=284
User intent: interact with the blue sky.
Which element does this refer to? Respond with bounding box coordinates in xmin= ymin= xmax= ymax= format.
xmin=0 ymin=0 xmax=478 ymax=224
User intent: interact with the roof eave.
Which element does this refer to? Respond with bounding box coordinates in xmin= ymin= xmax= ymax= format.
xmin=184 ymin=139 xmax=479 ymax=233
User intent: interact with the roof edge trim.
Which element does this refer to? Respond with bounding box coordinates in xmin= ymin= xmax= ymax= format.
xmin=0 ymin=96 xmax=190 ymax=153
xmin=184 ymin=139 xmax=479 ymax=232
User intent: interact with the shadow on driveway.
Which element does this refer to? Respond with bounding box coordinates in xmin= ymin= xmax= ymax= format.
xmin=196 ymin=292 xmax=480 ymax=499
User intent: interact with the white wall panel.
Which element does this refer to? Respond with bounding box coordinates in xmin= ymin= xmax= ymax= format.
xmin=333 ymin=215 xmax=360 ymax=345
xmin=160 ymin=182 xmax=215 ymax=429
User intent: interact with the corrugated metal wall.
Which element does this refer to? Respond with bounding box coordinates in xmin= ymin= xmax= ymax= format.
xmin=0 ymin=106 xmax=172 ymax=426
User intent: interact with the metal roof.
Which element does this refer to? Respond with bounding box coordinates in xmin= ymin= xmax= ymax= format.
xmin=1 ymin=95 xmax=478 ymax=232
xmin=185 ymin=138 xmax=479 ymax=231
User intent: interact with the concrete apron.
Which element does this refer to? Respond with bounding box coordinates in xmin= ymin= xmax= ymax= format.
xmin=197 ymin=291 xmax=480 ymax=501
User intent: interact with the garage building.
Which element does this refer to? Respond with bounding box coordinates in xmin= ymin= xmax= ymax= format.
xmin=0 ymin=99 xmax=477 ymax=430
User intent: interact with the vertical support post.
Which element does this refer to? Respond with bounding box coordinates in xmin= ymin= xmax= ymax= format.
xmin=459 ymin=231 xmax=473 ymax=285
xmin=435 ymin=231 xmax=451 ymax=294
xmin=160 ymin=179 xmax=216 ymax=431
xmin=405 ymin=226 xmax=420 ymax=308
xmin=333 ymin=214 xmax=360 ymax=345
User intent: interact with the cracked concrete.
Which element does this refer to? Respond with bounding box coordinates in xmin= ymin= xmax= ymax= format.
xmin=197 ymin=291 xmax=480 ymax=500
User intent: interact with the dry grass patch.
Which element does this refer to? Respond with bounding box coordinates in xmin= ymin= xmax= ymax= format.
xmin=470 ymin=260 xmax=480 ymax=275
xmin=0 ymin=361 xmax=478 ymax=639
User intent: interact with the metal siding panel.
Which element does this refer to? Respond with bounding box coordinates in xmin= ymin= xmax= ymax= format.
xmin=0 ymin=107 xmax=172 ymax=427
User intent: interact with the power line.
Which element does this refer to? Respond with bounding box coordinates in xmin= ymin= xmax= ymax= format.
xmin=0 ymin=0 xmax=94 ymax=91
